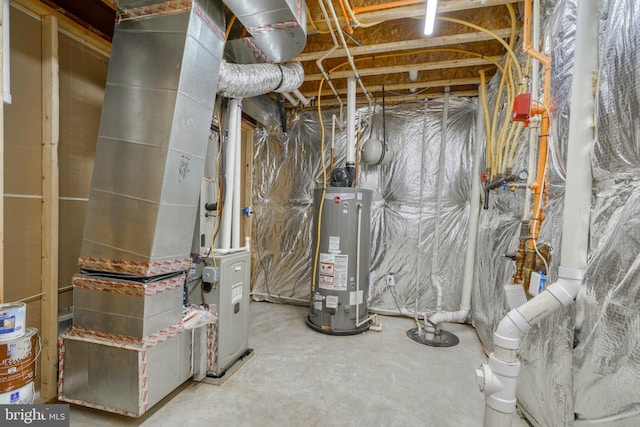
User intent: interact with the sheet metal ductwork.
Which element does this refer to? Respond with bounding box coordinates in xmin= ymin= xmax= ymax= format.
xmin=217 ymin=60 xmax=304 ymax=98
xmin=80 ymin=0 xmax=226 ymax=274
xmin=223 ymin=0 xmax=307 ymax=63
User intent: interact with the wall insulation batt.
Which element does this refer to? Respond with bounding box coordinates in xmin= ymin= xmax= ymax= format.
xmin=251 ymin=1 xmax=640 ymax=425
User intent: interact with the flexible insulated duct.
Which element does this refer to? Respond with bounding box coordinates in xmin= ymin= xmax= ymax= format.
xmin=216 ymin=60 xmax=304 ymax=98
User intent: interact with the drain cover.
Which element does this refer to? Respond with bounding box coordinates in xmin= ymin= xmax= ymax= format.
xmin=406 ymin=327 xmax=460 ymax=347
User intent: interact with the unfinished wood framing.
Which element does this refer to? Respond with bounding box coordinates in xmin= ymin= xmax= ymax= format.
xmin=305 ymin=55 xmax=502 ymax=81
xmin=241 ymin=121 xmax=254 ymax=254
xmin=0 ymin=0 xmax=5 ymax=303
xmin=316 ymin=90 xmax=478 ymax=107
xmin=294 ymin=28 xmax=513 ymax=62
xmin=40 ymin=13 xmax=60 ymax=401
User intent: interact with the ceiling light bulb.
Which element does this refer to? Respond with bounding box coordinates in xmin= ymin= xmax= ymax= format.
xmin=424 ymin=0 xmax=438 ymax=36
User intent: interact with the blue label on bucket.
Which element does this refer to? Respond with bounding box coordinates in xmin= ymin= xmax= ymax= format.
xmin=0 ymin=315 xmax=16 ymax=334
xmin=10 ymin=392 xmax=19 ymax=404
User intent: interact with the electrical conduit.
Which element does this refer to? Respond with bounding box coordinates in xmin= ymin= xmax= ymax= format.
xmin=479 ymin=1 xmax=600 ymax=425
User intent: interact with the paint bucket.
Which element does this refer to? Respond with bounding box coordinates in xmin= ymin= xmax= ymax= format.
xmin=0 ymin=381 xmax=35 ymax=404
xmin=0 ymin=303 xmax=26 ymax=342
xmin=0 ymin=328 xmax=39 ymax=395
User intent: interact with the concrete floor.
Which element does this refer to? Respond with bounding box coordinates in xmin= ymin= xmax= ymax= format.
xmin=70 ymin=302 xmax=529 ymax=426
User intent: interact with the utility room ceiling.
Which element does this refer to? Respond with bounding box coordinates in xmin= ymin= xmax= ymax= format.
xmin=39 ymin=0 xmax=520 ymax=106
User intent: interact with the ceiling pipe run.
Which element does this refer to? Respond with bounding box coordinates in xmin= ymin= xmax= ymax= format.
xmin=478 ymin=0 xmax=600 ymax=425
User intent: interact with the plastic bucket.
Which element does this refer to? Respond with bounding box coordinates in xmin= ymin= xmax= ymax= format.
xmin=0 ymin=381 xmax=35 ymax=404
xmin=0 ymin=303 xmax=26 ymax=342
xmin=0 ymin=328 xmax=39 ymax=394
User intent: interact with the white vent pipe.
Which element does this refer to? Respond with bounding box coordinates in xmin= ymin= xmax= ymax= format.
xmin=220 ymin=98 xmax=241 ymax=250
xmin=479 ymin=0 xmax=600 ymax=425
xmin=427 ymin=96 xmax=483 ymax=327
xmin=231 ymin=99 xmax=241 ymax=249
xmin=346 ymin=77 xmax=356 ymax=164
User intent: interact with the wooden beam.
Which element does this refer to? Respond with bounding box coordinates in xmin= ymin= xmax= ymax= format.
xmin=41 ymin=14 xmax=60 ymax=401
xmin=304 ymin=55 xmax=502 ymax=81
xmin=0 ymin=0 xmax=5 ymax=303
xmin=308 ymin=0 xmax=519 ymax=32
xmin=314 ymin=90 xmax=479 ymax=107
xmin=295 ymin=28 xmax=513 ymax=62
xmin=301 ymin=77 xmax=482 ymax=98
xmin=240 ymin=120 xmax=254 ymax=285
xmin=13 ymin=0 xmax=111 ymax=57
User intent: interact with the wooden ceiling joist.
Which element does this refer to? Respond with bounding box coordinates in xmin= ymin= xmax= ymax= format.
xmin=301 ymin=76 xmax=483 ymax=98
xmin=304 ymin=55 xmax=503 ymax=81
xmin=307 ymin=0 xmax=520 ymax=32
xmin=294 ymin=27 xmax=513 ymax=63
xmin=314 ymin=90 xmax=479 ymax=107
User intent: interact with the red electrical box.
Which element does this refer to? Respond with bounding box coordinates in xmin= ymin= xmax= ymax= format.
xmin=512 ymin=93 xmax=532 ymax=122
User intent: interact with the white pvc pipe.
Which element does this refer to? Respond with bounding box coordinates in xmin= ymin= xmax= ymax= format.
xmin=430 ymin=88 xmax=449 ymax=314
xmin=293 ymin=89 xmax=310 ymax=106
xmin=3 ymin=0 xmax=11 ymax=104
xmin=325 ymin=0 xmax=372 ymax=108
xmin=215 ymin=236 xmax=250 ymax=255
xmin=283 ymin=92 xmax=299 ymax=106
xmin=220 ymin=98 xmax=240 ymax=250
xmin=428 ymin=97 xmax=483 ymax=326
xmin=481 ymin=0 xmax=600 ymax=424
xmin=315 ymin=0 xmax=343 ymax=107
xmin=232 ymin=99 xmax=242 ymax=249
xmin=346 ymin=77 xmax=356 ymax=164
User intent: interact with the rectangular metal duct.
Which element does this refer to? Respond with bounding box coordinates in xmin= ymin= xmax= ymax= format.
xmin=80 ymin=0 xmax=225 ymax=276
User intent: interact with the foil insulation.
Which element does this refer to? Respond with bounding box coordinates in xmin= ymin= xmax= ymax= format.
xmin=216 ymin=60 xmax=304 ymax=98
xmin=251 ymin=99 xmax=478 ymax=317
xmin=474 ymin=0 xmax=640 ymax=425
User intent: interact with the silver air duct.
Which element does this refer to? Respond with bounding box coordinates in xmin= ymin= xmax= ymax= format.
xmin=81 ymin=0 xmax=226 ymax=274
xmin=217 ymin=60 xmax=304 ymax=98
xmin=223 ymin=0 xmax=307 ymax=63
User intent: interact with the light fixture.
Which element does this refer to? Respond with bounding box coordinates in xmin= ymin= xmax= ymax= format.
xmin=424 ymin=0 xmax=438 ymax=36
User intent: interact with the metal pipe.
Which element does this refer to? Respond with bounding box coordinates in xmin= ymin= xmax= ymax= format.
xmin=428 ymin=97 xmax=483 ymax=326
xmin=220 ymin=98 xmax=241 ymax=250
xmin=480 ymin=0 xmax=600 ymax=424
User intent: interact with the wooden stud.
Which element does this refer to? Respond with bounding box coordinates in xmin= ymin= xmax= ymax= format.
xmin=304 ymin=55 xmax=502 ymax=81
xmin=0 ymin=0 xmax=5 ymax=303
xmin=295 ymin=28 xmax=513 ymax=62
xmin=41 ymin=14 xmax=60 ymax=401
xmin=241 ymin=120 xmax=254 ymax=285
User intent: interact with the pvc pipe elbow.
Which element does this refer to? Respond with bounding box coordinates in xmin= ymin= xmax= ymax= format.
xmin=493 ymin=309 xmax=531 ymax=350
xmin=429 ymin=309 xmax=469 ymax=326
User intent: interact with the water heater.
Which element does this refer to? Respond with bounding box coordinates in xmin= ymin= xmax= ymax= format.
xmin=307 ymin=187 xmax=372 ymax=334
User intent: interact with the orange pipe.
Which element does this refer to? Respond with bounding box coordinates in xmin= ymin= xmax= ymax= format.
xmin=337 ymin=0 xmax=354 ymax=34
xmin=353 ymin=0 xmax=424 ymax=15
xmin=522 ymin=0 xmax=551 ymax=250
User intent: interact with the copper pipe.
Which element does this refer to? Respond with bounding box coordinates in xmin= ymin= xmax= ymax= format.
xmin=512 ymin=221 xmax=529 ymax=284
xmin=522 ymin=0 xmax=552 ymax=251
xmin=353 ymin=0 xmax=424 ymax=15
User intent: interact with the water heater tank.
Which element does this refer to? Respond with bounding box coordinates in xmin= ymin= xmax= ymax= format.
xmin=307 ymin=187 xmax=372 ymax=335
